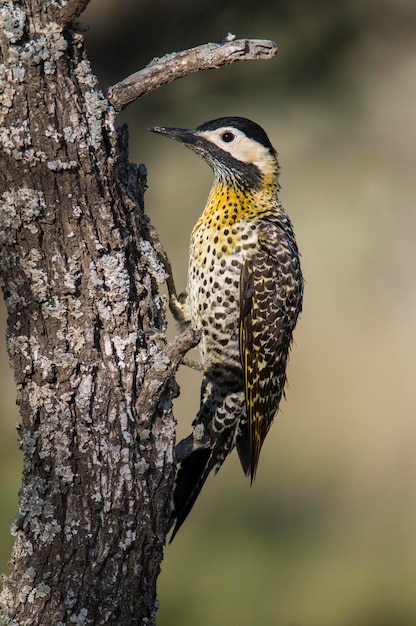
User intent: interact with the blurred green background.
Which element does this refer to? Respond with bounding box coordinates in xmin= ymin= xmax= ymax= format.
xmin=1 ymin=1 xmax=415 ymax=624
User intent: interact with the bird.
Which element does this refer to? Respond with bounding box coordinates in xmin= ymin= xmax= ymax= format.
xmin=149 ymin=117 xmax=303 ymax=540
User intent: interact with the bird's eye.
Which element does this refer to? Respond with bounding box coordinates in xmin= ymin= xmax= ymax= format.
xmin=221 ymin=131 xmax=235 ymax=143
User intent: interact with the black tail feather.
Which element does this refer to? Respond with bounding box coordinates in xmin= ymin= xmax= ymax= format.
xmin=170 ymin=447 xmax=213 ymax=542
xmin=236 ymin=433 xmax=251 ymax=477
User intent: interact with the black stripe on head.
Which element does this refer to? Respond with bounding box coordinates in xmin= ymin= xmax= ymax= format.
xmin=188 ymin=136 xmax=263 ymax=189
xmin=196 ymin=117 xmax=274 ymax=152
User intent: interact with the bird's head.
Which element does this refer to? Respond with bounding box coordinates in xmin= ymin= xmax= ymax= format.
xmin=149 ymin=117 xmax=280 ymax=189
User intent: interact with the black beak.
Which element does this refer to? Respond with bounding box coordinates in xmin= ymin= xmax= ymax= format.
xmin=149 ymin=126 xmax=198 ymax=145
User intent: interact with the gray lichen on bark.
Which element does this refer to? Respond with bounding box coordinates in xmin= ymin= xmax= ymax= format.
xmin=0 ymin=2 xmax=181 ymax=622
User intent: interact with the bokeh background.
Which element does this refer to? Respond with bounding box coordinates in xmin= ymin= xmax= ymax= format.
xmin=1 ymin=1 xmax=415 ymax=624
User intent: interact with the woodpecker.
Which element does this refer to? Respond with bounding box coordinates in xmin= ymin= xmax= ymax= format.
xmin=150 ymin=117 xmax=303 ymax=540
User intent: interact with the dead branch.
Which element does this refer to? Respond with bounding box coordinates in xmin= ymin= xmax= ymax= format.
xmin=108 ymin=34 xmax=277 ymax=112
xmin=137 ymin=326 xmax=201 ymax=422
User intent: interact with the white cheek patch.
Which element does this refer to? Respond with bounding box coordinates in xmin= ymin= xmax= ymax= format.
xmin=226 ymin=136 xmax=268 ymax=165
xmin=197 ymin=128 xmax=275 ymax=175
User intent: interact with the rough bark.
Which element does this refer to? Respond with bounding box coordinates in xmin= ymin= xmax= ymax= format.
xmin=0 ymin=1 xmax=276 ymax=624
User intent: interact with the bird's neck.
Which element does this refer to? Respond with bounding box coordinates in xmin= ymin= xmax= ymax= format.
xmin=201 ymin=174 xmax=281 ymax=225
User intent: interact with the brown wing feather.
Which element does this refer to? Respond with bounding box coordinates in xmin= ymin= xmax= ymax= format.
xmin=239 ymin=218 xmax=303 ymax=481
xmin=239 ymin=259 xmax=259 ymax=480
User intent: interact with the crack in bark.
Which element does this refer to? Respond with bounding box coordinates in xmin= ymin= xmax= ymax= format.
xmin=59 ymin=0 xmax=91 ymax=28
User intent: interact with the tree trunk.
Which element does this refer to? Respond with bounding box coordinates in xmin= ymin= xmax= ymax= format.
xmin=0 ymin=2 xmax=178 ymax=624
xmin=0 ymin=2 xmax=276 ymax=623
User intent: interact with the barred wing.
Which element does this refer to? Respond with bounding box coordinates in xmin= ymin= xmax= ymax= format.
xmin=239 ymin=218 xmax=303 ymax=481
